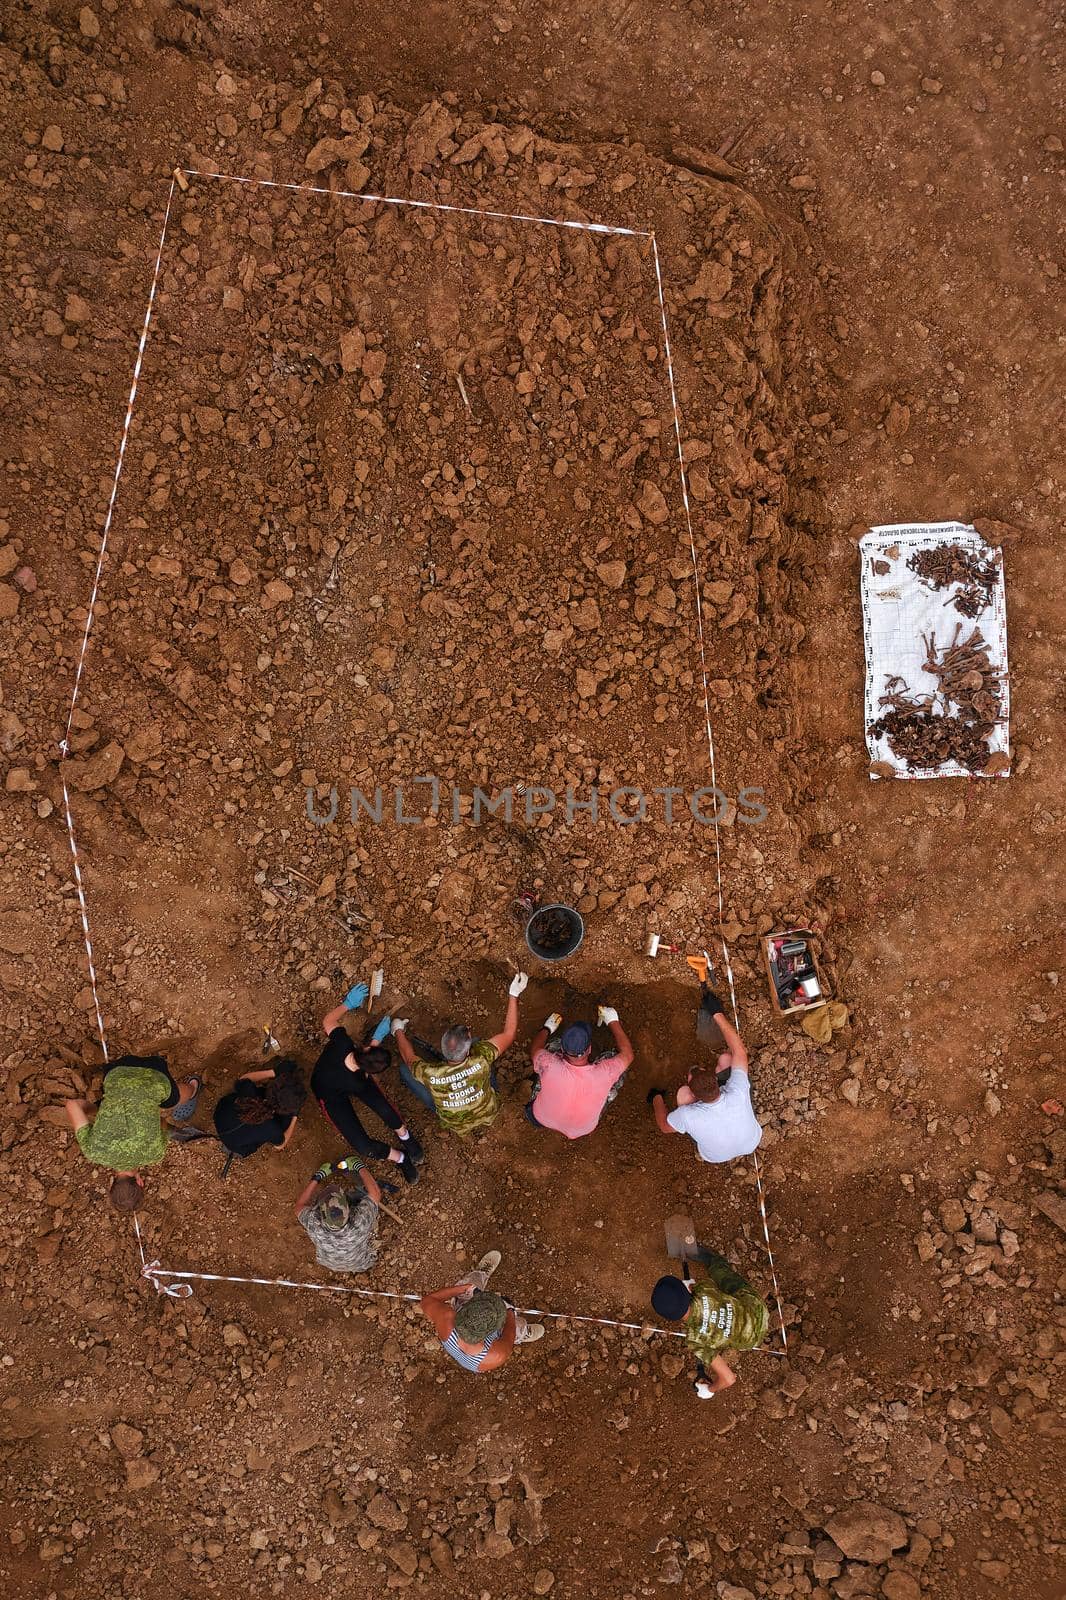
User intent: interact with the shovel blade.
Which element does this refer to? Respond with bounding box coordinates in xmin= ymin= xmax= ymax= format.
xmin=664 ymin=1212 xmax=698 ymax=1259
xmin=696 ymin=988 xmax=727 ymax=1052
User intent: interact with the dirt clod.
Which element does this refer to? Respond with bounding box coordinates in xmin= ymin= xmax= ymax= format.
xmin=824 ymin=1501 xmax=908 ymax=1562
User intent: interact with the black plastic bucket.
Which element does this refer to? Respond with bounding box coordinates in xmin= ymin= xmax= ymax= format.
xmin=525 ymin=903 xmax=585 ymax=962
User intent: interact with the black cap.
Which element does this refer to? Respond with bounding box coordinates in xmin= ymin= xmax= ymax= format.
xmin=651 ymin=1274 xmax=692 ymax=1320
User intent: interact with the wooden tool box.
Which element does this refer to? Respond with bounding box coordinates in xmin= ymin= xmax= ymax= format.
xmin=763 ymin=928 xmax=828 ymax=1017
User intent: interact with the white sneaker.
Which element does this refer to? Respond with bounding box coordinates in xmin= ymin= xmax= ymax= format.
xmin=475 ymin=1250 xmax=502 ymax=1279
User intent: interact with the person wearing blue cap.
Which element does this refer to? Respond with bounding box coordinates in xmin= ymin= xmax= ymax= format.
xmin=526 ymin=1005 xmax=634 ymax=1138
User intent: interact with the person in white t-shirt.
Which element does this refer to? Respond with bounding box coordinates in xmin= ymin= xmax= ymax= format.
xmin=647 ymin=990 xmax=762 ymax=1163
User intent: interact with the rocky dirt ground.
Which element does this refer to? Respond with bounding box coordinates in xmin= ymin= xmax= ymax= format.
xmin=0 ymin=3 xmax=1063 ymax=1599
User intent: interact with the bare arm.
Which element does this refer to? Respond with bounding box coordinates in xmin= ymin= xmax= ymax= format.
xmin=713 ymin=1012 xmax=748 ymax=1071
xmin=651 ymin=1092 xmax=677 ymax=1135
xmin=321 ymin=1003 xmax=351 ymax=1036
xmin=488 ymin=994 xmax=519 ymax=1055
xmin=704 ymin=1354 xmax=736 ymax=1391
xmin=360 ymin=1168 xmax=383 ymax=1206
xmin=240 ymin=1068 xmax=277 ymax=1084
xmin=419 ymin=1289 xmax=463 ymax=1338
xmin=64 ymin=1098 xmax=91 ymax=1131
xmin=480 ymin=1309 xmax=518 ymax=1371
xmin=530 ymin=1025 xmax=549 ymax=1058
xmin=421 ymin=1283 xmax=475 ymax=1305
xmin=294 ymin=1177 xmax=320 ymax=1218
xmin=280 ymin=1116 xmax=298 ymax=1149
xmin=607 ymin=1020 xmax=634 ymax=1070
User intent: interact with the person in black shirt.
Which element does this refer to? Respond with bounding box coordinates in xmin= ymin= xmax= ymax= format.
xmin=214 ymin=1057 xmax=307 ymax=1158
xmin=312 ymin=991 xmax=425 ymax=1184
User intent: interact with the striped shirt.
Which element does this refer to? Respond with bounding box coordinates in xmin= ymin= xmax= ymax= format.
xmin=441 ymin=1327 xmax=501 ymax=1372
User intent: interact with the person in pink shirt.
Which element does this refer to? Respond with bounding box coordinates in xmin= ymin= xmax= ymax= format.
xmin=526 ymin=1006 xmax=634 ymax=1139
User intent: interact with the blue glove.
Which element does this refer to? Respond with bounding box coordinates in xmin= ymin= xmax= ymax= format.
xmin=344 ymin=982 xmax=369 ymax=1010
xmin=370 ymin=1015 xmax=392 ymax=1044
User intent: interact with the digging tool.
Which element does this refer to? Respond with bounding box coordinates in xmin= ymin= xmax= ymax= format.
xmin=664 ymin=1213 xmax=698 ymax=1270
xmin=646 ymin=933 xmax=680 ymax=958
xmin=408 ymin=1032 xmax=445 ymax=1062
xmin=168 ymin=1127 xmax=219 ymax=1145
xmin=696 ymin=986 xmax=728 ymax=1054
xmin=336 ymin=1158 xmax=403 ymax=1225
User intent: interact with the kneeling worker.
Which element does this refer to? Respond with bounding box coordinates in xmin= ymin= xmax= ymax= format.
xmin=313 ymin=982 xmax=423 ymax=1181
xmin=651 ymin=1245 xmax=769 ymax=1396
xmin=214 ymin=1056 xmax=306 ymax=1158
xmin=64 ymin=1051 xmax=201 ymax=1211
xmin=527 ymin=1004 xmax=634 ymax=1138
xmin=419 ymin=1251 xmax=544 ymax=1372
xmin=648 ymin=989 xmax=762 ymax=1163
xmin=394 ymin=972 xmax=528 ymax=1135
xmin=294 ymin=1157 xmax=382 ymax=1274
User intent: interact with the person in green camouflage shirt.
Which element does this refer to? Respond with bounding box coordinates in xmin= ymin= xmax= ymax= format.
xmin=651 ymin=1245 xmax=768 ymax=1396
xmin=64 ymin=1053 xmax=201 ymax=1211
xmin=393 ymin=972 xmax=529 ymax=1134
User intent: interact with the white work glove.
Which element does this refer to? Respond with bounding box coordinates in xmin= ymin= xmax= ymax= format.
xmin=694 ymin=1380 xmax=716 ymax=1401
xmin=508 ymin=972 xmax=529 ymax=997
xmin=597 ymin=1005 xmax=619 ymax=1025
xmin=392 ymin=1018 xmax=408 ymax=1033
xmin=543 ymin=1012 xmax=562 ymax=1033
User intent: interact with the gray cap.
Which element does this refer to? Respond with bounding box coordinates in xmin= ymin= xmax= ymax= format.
xmin=441 ymin=1025 xmax=473 ymax=1063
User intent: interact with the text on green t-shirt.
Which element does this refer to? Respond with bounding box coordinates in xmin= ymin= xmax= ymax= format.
xmin=412 ymin=1040 xmax=501 ymax=1134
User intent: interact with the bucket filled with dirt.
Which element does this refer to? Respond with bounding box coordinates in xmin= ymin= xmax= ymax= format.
xmin=525 ymin=904 xmax=585 ymax=962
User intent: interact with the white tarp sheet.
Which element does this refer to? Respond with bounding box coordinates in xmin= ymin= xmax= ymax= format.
xmin=860 ymin=520 xmax=1010 ymax=780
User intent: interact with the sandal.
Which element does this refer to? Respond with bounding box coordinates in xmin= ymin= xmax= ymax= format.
xmin=169 ymin=1075 xmax=203 ymax=1123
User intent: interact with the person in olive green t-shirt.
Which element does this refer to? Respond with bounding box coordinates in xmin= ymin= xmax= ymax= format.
xmin=651 ymin=1245 xmax=769 ymax=1397
xmin=64 ymin=1053 xmax=201 ymax=1212
xmin=392 ymin=973 xmax=529 ymax=1134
